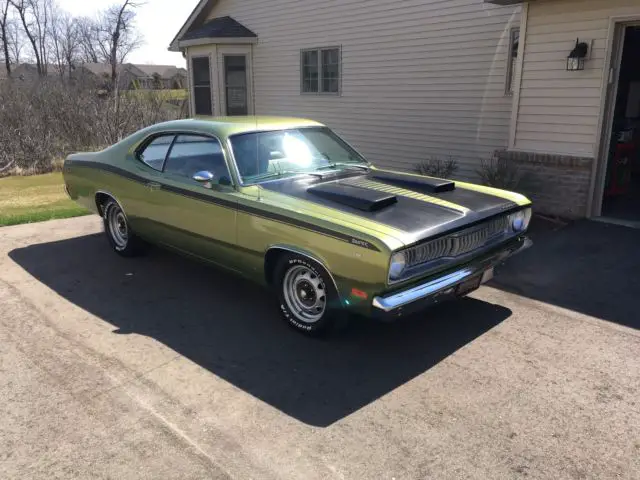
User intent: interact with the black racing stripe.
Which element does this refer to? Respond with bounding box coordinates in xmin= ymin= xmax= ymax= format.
xmin=259 ymin=175 xmax=529 ymax=242
xmin=159 ymin=183 xmax=237 ymax=210
xmin=67 ymin=159 xmax=146 ymax=185
xmin=437 ymin=186 xmax=518 ymax=215
xmin=236 ymin=202 xmax=379 ymax=251
xmin=260 ymin=175 xmax=465 ymax=233
xmin=366 ymin=169 xmax=518 ymax=216
xmin=369 ymin=170 xmax=455 ymax=193
xmin=66 ymin=159 xmax=380 ymax=251
xmin=308 ymin=182 xmax=397 ymax=212
xmin=160 ymin=183 xmax=379 ymax=250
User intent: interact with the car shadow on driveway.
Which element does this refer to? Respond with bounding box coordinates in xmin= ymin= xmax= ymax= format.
xmin=9 ymin=234 xmax=511 ymax=427
xmin=491 ymin=220 xmax=640 ymax=330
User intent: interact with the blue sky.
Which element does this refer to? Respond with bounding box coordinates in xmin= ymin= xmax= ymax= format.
xmin=57 ymin=0 xmax=200 ymax=67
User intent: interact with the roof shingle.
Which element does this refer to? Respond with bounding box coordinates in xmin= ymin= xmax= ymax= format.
xmin=182 ymin=16 xmax=257 ymax=41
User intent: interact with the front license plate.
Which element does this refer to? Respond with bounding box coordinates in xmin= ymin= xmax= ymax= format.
xmin=456 ymin=275 xmax=482 ymax=296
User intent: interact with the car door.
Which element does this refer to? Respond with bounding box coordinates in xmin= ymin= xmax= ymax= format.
xmin=124 ymin=133 xmax=176 ymax=240
xmin=146 ymin=133 xmax=239 ymax=270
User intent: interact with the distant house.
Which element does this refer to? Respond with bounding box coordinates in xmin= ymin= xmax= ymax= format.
xmin=0 ymin=64 xmax=63 ymax=82
xmin=73 ymin=63 xmax=187 ymax=91
xmin=1 ymin=63 xmax=186 ymax=90
xmin=132 ymin=64 xmax=189 ymax=89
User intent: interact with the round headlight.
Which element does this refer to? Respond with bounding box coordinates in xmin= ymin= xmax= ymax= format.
xmin=389 ymin=252 xmax=406 ymax=281
xmin=510 ymin=208 xmax=532 ymax=232
xmin=512 ymin=211 xmax=525 ymax=231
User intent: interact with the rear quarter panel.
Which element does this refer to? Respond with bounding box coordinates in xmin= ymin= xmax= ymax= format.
xmin=63 ymin=152 xmax=103 ymax=214
xmin=63 ymin=133 xmax=159 ymax=232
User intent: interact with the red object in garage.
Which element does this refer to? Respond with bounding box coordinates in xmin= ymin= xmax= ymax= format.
xmin=605 ymin=142 xmax=635 ymax=196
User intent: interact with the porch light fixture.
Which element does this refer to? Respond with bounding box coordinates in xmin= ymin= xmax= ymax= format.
xmin=567 ymin=38 xmax=589 ymax=71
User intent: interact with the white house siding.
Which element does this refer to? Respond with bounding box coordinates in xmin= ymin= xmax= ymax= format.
xmin=513 ymin=0 xmax=640 ymax=157
xmin=199 ymin=0 xmax=520 ymax=178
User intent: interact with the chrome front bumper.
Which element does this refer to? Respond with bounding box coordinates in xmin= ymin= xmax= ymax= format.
xmin=372 ymin=237 xmax=532 ymax=314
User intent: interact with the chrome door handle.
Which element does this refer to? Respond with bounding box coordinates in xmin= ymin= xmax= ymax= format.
xmin=146 ymin=182 xmax=161 ymax=191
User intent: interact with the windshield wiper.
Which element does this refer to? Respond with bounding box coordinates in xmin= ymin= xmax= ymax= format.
xmin=248 ymin=170 xmax=324 ymax=183
xmin=315 ymin=162 xmax=370 ymax=172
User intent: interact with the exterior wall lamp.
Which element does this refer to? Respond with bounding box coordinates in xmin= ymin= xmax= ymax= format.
xmin=567 ymin=38 xmax=589 ymax=71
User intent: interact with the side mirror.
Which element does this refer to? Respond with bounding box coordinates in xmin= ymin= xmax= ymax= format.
xmin=193 ymin=170 xmax=215 ymax=183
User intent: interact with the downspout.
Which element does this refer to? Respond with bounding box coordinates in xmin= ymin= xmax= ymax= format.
xmin=508 ymin=1 xmax=528 ymax=150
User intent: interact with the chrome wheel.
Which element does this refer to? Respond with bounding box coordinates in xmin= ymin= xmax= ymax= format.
xmin=107 ymin=205 xmax=128 ymax=249
xmin=282 ymin=265 xmax=327 ymax=323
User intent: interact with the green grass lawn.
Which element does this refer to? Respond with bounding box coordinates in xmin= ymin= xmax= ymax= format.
xmin=0 ymin=173 xmax=89 ymax=227
xmin=124 ymin=89 xmax=188 ymax=101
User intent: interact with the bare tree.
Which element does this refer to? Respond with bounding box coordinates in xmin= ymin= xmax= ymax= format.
xmin=47 ymin=1 xmax=62 ymax=75
xmin=10 ymin=0 xmax=38 ymax=70
xmin=61 ymin=15 xmax=79 ymax=71
xmin=32 ymin=0 xmax=50 ymax=73
xmin=6 ymin=16 xmax=23 ymax=63
xmin=76 ymin=16 xmax=99 ymax=63
xmin=97 ymin=0 xmax=142 ymax=90
xmin=49 ymin=8 xmax=78 ymax=77
xmin=1 ymin=0 xmax=11 ymax=76
xmin=9 ymin=0 xmax=53 ymax=76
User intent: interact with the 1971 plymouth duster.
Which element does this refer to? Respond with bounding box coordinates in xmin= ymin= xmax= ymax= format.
xmin=64 ymin=116 xmax=532 ymax=335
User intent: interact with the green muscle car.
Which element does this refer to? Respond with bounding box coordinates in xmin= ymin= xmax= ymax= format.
xmin=64 ymin=116 xmax=532 ymax=335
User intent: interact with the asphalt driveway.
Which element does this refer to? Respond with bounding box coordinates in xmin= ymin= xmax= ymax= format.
xmin=0 ymin=216 xmax=638 ymax=479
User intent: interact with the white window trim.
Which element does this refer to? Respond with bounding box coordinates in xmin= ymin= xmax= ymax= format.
xmin=300 ymin=46 xmax=342 ymax=96
xmin=217 ymin=44 xmax=254 ymax=116
xmin=191 ymin=54 xmax=214 ymax=116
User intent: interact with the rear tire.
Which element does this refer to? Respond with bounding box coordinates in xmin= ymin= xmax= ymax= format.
xmin=273 ymin=253 xmax=346 ymax=336
xmin=102 ymin=198 xmax=147 ymax=257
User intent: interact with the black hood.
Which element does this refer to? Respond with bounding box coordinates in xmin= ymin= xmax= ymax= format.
xmin=307 ymin=182 xmax=397 ymax=212
xmin=260 ymin=171 xmax=519 ymax=239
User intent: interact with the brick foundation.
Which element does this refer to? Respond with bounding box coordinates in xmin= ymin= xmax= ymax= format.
xmin=496 ymin=150 xmax=594 ymax=219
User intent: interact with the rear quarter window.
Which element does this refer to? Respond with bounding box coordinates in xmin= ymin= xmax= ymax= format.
xmin=138 ymin=135 xmax=175 ymax=170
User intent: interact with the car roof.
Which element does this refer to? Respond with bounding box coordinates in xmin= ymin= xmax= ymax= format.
xmin=151 ymin=116 xmax=326 ymax=139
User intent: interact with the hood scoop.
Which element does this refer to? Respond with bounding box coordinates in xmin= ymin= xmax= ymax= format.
xmin=370 ymin=171 xmax=455 ymax=193
xmin=307 ymin=182 xmax=397 ymax=212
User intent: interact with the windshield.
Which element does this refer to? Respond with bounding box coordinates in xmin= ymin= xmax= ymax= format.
xmin=229 ymin=127 xmax=369 ymax=184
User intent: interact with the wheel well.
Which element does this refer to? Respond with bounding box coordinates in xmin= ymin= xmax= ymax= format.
xmin=264 ymin=248 xmax=286 ymax=286
xmin=264 ymin=248 xmax=335 ymax=289
xmin=95 ymin=192 xmax=113 ymax=216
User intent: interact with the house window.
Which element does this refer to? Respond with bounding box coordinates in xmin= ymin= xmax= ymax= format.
xmin=224 ymin=55 xmax=248 ymax=116
xmin=301 ymin=47 xmax=341 ymax=95
xmin=192 ymin=56 xmax=212 ymax=115
xmin=506 ymin=28 xmax=520 ymax=96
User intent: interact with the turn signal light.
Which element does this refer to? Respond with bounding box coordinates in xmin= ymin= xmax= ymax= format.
xmin=351 ymin=288 xmax=368 ymax=300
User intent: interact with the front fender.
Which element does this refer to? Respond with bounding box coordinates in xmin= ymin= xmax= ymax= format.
xmin=265 ymin=243 xmax=389 ymax=308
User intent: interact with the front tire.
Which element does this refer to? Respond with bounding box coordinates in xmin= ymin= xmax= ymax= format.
xmin=274 ymin=253 xmax=345 ymax=336
xmin=102 ymin=198 xmax=146 ymax=257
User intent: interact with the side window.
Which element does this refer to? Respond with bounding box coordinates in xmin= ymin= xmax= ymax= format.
xmin=138 ymin=135 xmax=174 ymax=171
xmin=164 ymin=135 xmax=231 ymax=185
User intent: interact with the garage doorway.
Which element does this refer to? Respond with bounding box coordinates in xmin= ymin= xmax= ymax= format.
xmin=600 ymin=25 xmax=640 ymax=222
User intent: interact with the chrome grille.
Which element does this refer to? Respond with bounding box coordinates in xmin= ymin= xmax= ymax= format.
xmin=404 ymin=216 xmax=509 ymax=268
